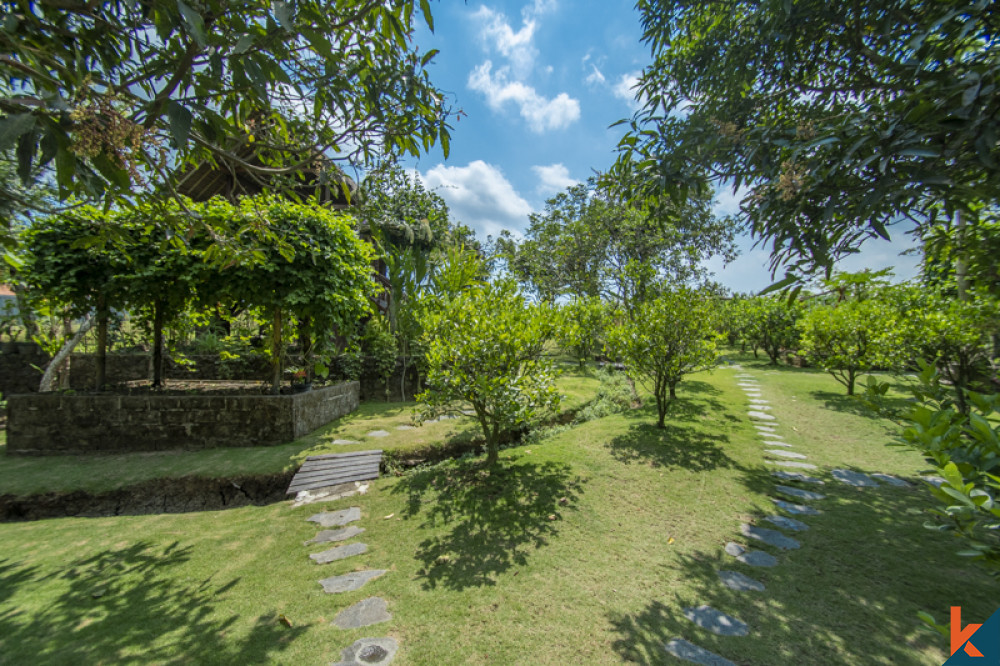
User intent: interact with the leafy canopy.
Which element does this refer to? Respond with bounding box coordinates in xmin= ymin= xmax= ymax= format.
xmin=0 ymin=0 xmax=452 ymax=204
xmin=617 ymin=0 xmax=1000 ymax=281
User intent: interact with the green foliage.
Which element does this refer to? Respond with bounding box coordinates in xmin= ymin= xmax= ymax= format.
xmin=617 ymin=0 xmax=1000 ymax=281
xmin=875 ymin=365 xmax=1000 ymax=576
xmin=574 ymin=367 xmax=633 ymax=423
xmin=922 ymin=206 xmax=1000 ymax=299
xmin=798 ymin=300 xmax=893 ymax=395
xmin=361 ymin=316 xmax=397 ymax=402
xmin=497 ymin=178 xmax=735 ymax=310
xmin=1 ymin=0 xmax=453 ymax=206
xmin=558 ymin=296 xmax=605 ymax=367
xmin=416 ymin=281 xmax=560 ymax=465
xmin=606 ymin=288 xmax=719 ymax=428
xmin=745 ymin=296 xmax=801 ymax=365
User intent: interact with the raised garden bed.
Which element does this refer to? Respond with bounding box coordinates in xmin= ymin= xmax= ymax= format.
xmin=5 ymin=380 xmax=359 ymax=456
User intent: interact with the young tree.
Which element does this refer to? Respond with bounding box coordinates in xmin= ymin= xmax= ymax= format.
xmin=558 ymin=296 xmax=605 ymax=367
xmin=417 ymin=281 xmax=559 ymax=466
xmin=606 ymin=287 xmax=719 ymax=428
xmin=746 ymin=296 xmax=801 ymax=365
xmin=798 ymin=300 xmax=892 ymax=395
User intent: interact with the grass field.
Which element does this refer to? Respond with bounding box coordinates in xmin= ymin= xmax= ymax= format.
xmin=1 ymin=355 xmax=997 ymax=664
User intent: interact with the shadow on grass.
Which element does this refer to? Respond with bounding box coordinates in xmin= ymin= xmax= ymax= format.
xmin=607 ymin=464 xmax=1000 ymax=665
xmin=608 ymin=381 xmax=738 ymax=472
xmin=810 ymin=389 xmax=911 ymax=422
xmin=391 ymin=457 xmax=584 ymax=591
xmin=0 ymin=542 xmax=305 ymax=664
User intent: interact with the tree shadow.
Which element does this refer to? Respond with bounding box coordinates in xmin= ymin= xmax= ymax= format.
xmin=0 ymin=542 xmax=306 ymax=664
xmin=606 ymin=464 xmax=1000 ymax=665
xmin=607 ymin=423 xmax=737 ymax=472
xmin=390 ymin=457 xmax=585 ymax=591
xmin=810 ymin=389 xmax=911 ymax=421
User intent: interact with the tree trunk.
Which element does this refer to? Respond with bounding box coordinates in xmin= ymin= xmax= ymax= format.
xmin=39 ymin=314 xmax=96 ymax=392
xmin=152 ymin=298 xmax=164 ymax=388
xmin=298 ymin=316 xmax=312 ymax=385
xmin=669 ymin=382 xmax=677 ymax=400
xmin=95 ymin=300 xmax=108 ymax=391
xmin=846 ymin=369 xmax=856 ymax=396
xmin=956 ymin=209 xmax=969 ymax=302
xmin=270 ymin=306 xmax=283 ymax=395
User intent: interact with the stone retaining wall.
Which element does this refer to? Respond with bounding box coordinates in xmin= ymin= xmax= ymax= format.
xmin=66 ymin=353 xmax=274 ymax=388
xmin=0 ymin=343 xmax=49 ymax=396
xmin=5 ymin=381 xmax=359 ymax=455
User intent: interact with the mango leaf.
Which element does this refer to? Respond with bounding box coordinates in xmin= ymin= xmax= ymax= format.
xmin=167 ymin=101 xmax=193 ymax=148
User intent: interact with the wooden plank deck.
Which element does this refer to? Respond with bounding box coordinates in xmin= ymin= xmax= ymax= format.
xmin=286 ymin=449 xmax=382 ymax=495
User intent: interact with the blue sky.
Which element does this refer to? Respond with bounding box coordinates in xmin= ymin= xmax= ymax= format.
xmin=401 ymin=0 xmax=920 ymax=293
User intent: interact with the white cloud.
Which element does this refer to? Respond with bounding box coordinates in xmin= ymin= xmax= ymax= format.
xmin=473 ymin=6 xmax=538 ymax=77
xmin=468 ymin=61 xmax=580 ymax=133
xmin=531 ymin=163 xmax=578 ymax=195
xmin=613 ymin=72 xmax=642 ymax=110
xmin=585 ymin=63 xmax=606 ymax=86
xmin=713 ymin=185 xmax=750 ymax=218
xmin=416 ymin=160 xmax=534 ymax=239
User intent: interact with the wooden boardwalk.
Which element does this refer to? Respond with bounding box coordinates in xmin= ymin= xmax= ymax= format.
xmin=286 ymin=450 xmax=382 ymax=495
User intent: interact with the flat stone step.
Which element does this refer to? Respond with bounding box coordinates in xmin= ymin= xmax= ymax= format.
xmin=332 ymin=597 xmax=392 ymax=629
xmin=748 ymin=411 xmax=776 ymax=421
xmin=305 ymin=525 xmax=365 ymax=545
xmin=832 ymin=469 xmax=879 ymax=487
xmin=307 ymin=507 xmax=361 ymax=527
xmin=762 ymin=441 xmax=793 ymax=448
xmin=319 ymin=569 xmax=388 ymax=594
xmin=663 ymin=639 xmax=735 ymax=666
xmin=332 ymin=439 xmax=360 ymax=445
xmin=717 ymin=569 xmax=766 ymax=592
xmin=683 ymin=605 xmax=748 ymax=636
xmin=309 ymin=542 xmax=368 ymax=564
xmin=775 ymin=485 xmax=825 ymax=501
xmin=764 ymin=515 xmax=809 ymax=531
xmin=772 ymin=471 xmax=824 ymax=485
xmin=872 ymin=473 xmax=909 ymax=487
xmin=759 ymin=432 xmax=785 ymax=440
xmin=772 ymin=498 xmax=822 ymax=515
xmin=725 ymin=541 xmax=779 ymax=567
xmin=395 ymin=425 xmax=415 ymax=431
xmin=766 ymin=460 xmax=818 ymax=470
xmin=332 ymin=638 xmax=398 ymax=666
xmin=766 ymin=449 xmax=808 ymax=459
xmin=366 ymin=430 xmax=391 ymax=438
xmin=740 ymin=524 xmax=800 ymax=550
xmin=754 ymin=425 xmax=777 ymax=432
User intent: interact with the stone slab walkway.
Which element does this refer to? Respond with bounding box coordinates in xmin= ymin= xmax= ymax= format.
xmin=310 ymin=541 xmax=368 ymax=564
xmin=333 ymin=597 xmax=392 ymax=629
xmin=664 ymin=639 xmax=735 ymax=666
xmin=682 ymin=605 xmax=749 ymax=636
xmin=319 ymin=569 xmax=388 ymax=594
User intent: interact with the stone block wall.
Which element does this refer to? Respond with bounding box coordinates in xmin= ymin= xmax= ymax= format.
xmin=0 ymin=343 xmax=50 ymax=396
xmin=5 ymin=381 xmax=359 ymax=455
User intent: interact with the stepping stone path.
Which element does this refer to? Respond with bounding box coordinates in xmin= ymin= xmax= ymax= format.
xmin=747 ymin=411 xmax=775 ymax=421
xmin=331 ymin=638 xmax=398 ymax=666
xmin=305 ymin=525 xmax=365 ymax=545
xmin=772 ymin=498 xmax=821 ymax=515
xmin=310 ymin=541 xmax=368 ymax=564
xmin=831 ymin=469 xmax=879 ymax=487
xmin=395 ymin=425 xmax=415 ymax=431
xmin=725 ymin=541 xmax=778 ymax=567
xmin=319 ymin=569 xmax=388 ymax=594
xmin=765 ymin=449 xmax=807 ymax=459
xmin=774 ymin=485 xmax=825 ymax=501
xmin=759 ymin=432 xmax=785 ymax=440
xmin=682 ymin=605 xmax=748 ymax=636
xmin=664 ymin=639 xmax=735 ymax=666
xmin=764 ymin=515 xmax=809 ymax=531
xmin=740 ymin=524 xmax=800 ymax=550
xmin=762 ymin=441 xmax=793 ymax=448
xmin=772 ymin=471 xmax=823 ymax=485
xmin=767 ymin=460 xmax=818 ymax=470
xmin=308 ymin=507 xmax=361 ymax=527
xmin=333 ymin=597 xmax=392 ymax=629
xmin=754 ymin=424 xmax=776 ymax=432
xmin=872 ymin=473 xmax=908 ymax=487
xmin=332 ymin=439 xmax=360 ymax=445
xmin=366 ymin=430 xmax=391 ymax=438
xmin=717 ymin=570 xmax=766 ymax=592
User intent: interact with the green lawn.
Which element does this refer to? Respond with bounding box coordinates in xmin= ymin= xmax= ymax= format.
xmin=0 ymin=365 xmax=599 ymax=496
xmin=1 ymin=358 xmax=997 ymax=664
